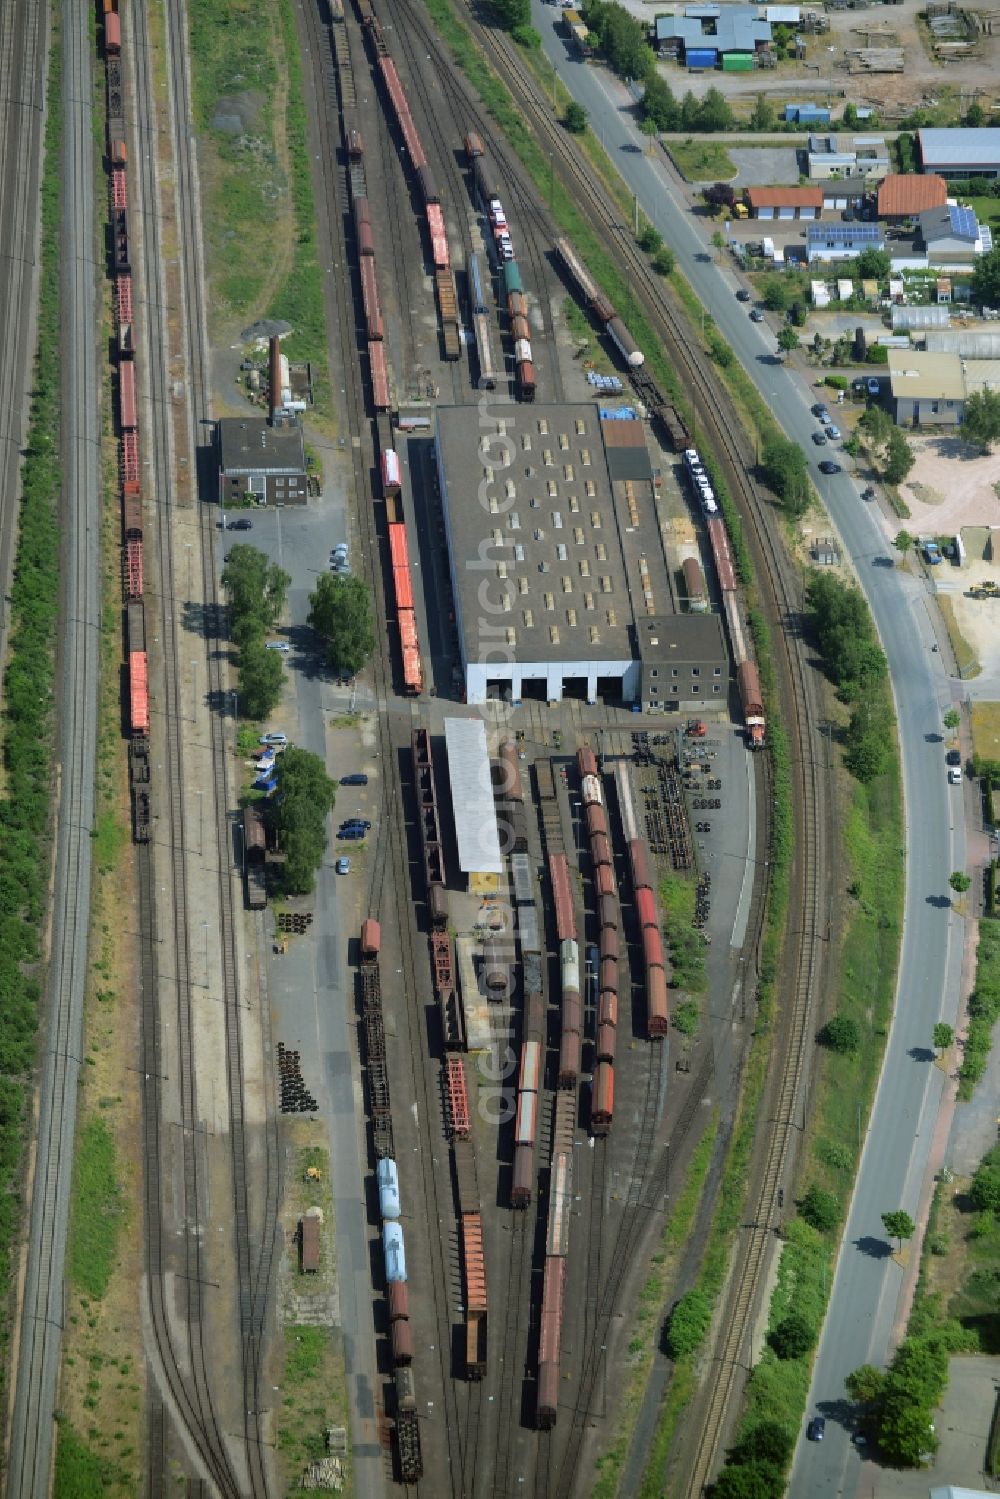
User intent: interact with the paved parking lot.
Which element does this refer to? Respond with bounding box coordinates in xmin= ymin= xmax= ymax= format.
xmin=727 ymin=145 xmax=801 ymax=187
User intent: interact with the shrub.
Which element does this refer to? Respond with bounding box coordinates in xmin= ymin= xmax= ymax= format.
xmin=799 ymin=1185 xmax=840 ymax=1233
xmin=818 ymin=1014 xmax=861 ymax=1054
xmin=769 ymin=1310 xmax=815 ymax=1360
xmin=665 ymin=1288 xmax=712 ymax=1358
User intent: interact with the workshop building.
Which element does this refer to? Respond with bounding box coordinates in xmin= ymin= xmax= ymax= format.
xmin=918 ymin=127 xmax=1000 ymax=179
xmin=806 ymin=222 xmax=886 ymax=263
xmin=434 ymin=404 xmax=728 ymax=709
xmin=443 ymin=718 xmax=503 ymax=895
xmin=745 ymin=185 xmax=823 ymax=220
xmin=918 ymin=202 xmax=992 ymax=266
xmin=877 ymin=172 xmax=948 ymax=221
xmin=888 ymin=350 xmax=965 ymax=427
xmin=216 ymin=418 xmax=308 ymax=505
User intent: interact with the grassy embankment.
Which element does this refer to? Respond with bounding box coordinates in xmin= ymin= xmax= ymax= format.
xmin=188 ymin=0 xmax=329 ymax=419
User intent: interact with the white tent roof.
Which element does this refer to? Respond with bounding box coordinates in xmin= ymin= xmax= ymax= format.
xmin=444 ymin=718 xmax=503 ymax=874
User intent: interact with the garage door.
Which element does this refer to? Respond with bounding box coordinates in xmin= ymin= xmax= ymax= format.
xmin=801 ymin=207 xmax=817 ymax=220
xmin=830 ymin=196 xmax=847 ymax=211
xmin=778 ymin=207 xmax=795 ymax=220
xmin=758 ymin=207 xmax=774 ymax=219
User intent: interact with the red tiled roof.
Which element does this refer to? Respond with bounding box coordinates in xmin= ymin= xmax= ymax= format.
xmin=877 ymin=173 xmax=947 ymax=216
xmin=746 ymin=186 xmax=824 ymax=208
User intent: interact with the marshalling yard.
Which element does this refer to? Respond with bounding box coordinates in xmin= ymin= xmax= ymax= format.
xmin=3 ymin=0 xmax=848 ymax=1496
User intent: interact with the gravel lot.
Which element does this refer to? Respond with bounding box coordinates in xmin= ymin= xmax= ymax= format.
xmin=727 ymin=145 xmax=802 ymax=187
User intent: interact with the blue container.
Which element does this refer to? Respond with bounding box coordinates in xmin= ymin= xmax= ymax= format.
xmin=377 ymin=1158 xmax=401 ymax=1221
xmin=383 ymin=1222 xmax=407 ymax=1283
xmin=686 ymin=47 xmax=717 ymax=69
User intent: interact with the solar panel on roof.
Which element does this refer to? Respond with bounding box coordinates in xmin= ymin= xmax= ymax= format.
xmin=948 ymin=203 xmax=978 ymax=239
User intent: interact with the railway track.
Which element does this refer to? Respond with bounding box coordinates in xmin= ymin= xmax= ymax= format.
xmin=301 ymin=2 xmax=480 ymax=1489
xmin=392 ymin=10 xmax=828 ymax=1493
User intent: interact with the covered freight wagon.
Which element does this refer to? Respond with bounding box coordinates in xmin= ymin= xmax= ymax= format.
xmin=299 ymin=1214 xmax=320 ymax=1273
xmin=737 ymin=660 xmax=766 ymax=748
xmin=682 ymin=556 xmax=708 ymax=612
xmin=369 ymin=340 xmax=390 ymax=410
xmin=360 ymin=256 xmax=384 ymax=341
xmin=128 ymin=651 xmax=149 ymax=736
xmin=381 ymin=448 xmax=401 ymax=494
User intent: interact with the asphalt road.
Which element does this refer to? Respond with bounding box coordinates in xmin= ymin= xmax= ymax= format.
xmin=7 ymin=1 xmax=102 ymax=1493
xmin=530 ymin=14 xmax=968 ymax=1490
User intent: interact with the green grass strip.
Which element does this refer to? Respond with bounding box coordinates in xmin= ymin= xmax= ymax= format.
xmin=0 ymin=8 xmax=64 ymax=1395
xmin=68 ymin=1118 xmax=125 ymax=1301
xmin=54 ymin=1422 xmax=130 ymax=1499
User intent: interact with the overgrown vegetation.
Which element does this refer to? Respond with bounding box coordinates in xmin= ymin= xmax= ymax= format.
xmin=760 ymin=436 xmax=811 ymax=519
xmin=54 ymin=1423 xmax=130 ymax=1499
xmin=806 ymin=573 xmax=893 ymax=783
xmin=308 ymin=574 xmax=375 ymax=676
xmin=221 ymin=545 xmax=291 ymax=720
xmin=658 ymin=873 xmax=707 ymax=994
xmin=0 ymin=16 xmax=64 ymax=1396
xmin=958 ymin=920 xmax=1000 ymax=1099
xmin=68 ymin=1119 xmax=125 ymax=1301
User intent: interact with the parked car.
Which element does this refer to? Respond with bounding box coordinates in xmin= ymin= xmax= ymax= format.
xmin=265 ymin=641 xmax=290 ymax=652
xmin=341 ymin=773 xmax=369 ymax=786
xmin=341 ymin=818 xmax=372 ymax=831
xmin=228 ymin=517 xmax=253 ymax=530
xmin=946 ymin=749 xmax=961 ymax=767
xmin=336 ymin=857 xmax=351 ymax=874
xmin=812 ymin=403 xmax=830 ymax=420
xmin=867 ymin=377 xmax=881 ymax=397
xmin=338 ymin=826 xmax=365 ymax=840
xmin=948 ymin=767 xmax=962 ymax=784
xmin=736 ymin=288 xmax=751 ymax=302
xmin=826 ymin=424 xmax=841 ymax=440
xmin=332 ymin=542 xmax=349 ymax=559
xmin=749 ymin=308 xmax=764 ymax=322
xmin=812 ymin=431 xmax=827 ymax=446
xmin=806 ymin=1417 xmax=826 ymax=1442
xmin=819 ymin=460 xmax=842 ymax=474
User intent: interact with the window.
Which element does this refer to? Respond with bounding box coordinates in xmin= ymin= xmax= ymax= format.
xmin=692 ymin=684 xmax=700 ymax=693
xmin=579 ymin=559 xmax=591 ymax=577
xmin=505 ymin=479 xmax=516 ymax=500
xmin=564 ymin=465 xmax=574 ymax=482
xmin=549 ymin=625 xmax=560 ymax=645
xmin=559 ymin=433 xmax=569 ymax=451
xmin=484 ymin=466 xmax=493 ymax=483
xmin=591 ymin=512 xmax=602 ymax=531
xmin=518 ymin=575 xmax=529 ymax=595
xmin=553 ymin=511 xmax=563 ymax=529
xmin=651 ymin=669 xmax=658 ymax=678
xmin=600 ymin=576 xmax=612 ymax=593
xmin=556 ymin=544 xmax=568 ymax=562
xmin=489 ymin=495 xmax=499 ymax=514
xmin=581 ymin=449 xmax=591 ymax=467
xmin=574 ymin=528 xmax=585 ymax=546
xmin=589 ymin=625 xmax=600 ymax=644
xmin=538 ymin=418 xmax=549 ymax=435
xmin=534 ymin=529 xmax=545 ymax=542
xmin=561 ymin=575 xmax=572 ymax=593
xmin=547 ymin=480 xmax=557 ymax=498
xmin=523 ymin=609 xmax=534 ymax=627
xmin=671 ymin=685 xmax=678 ymax=695
xmin=502 ymin=593 xmax=512 ymax=612
xmin=713 ymin=666 xmax=721 ymax=676
xmin=575 ymin=418 xmax=587 ymax=435
xmin=713 ymin=684 xmax=721 ymax=694
xmin=506 ymin=627 xmax=516 ymax=646
xmin=569 ymin=495 xmax=580 ymax=513
xmin=584 ymin=591 xmax=595 ymax=610
xmin=491 ymin=528 xmax=502 ymax=544
xmin=543 ymin=592 xmax=554 ymax=610
xmin=567 ymin=608 xmax=578 ymax=627
xmin=607 ymin=608 xmax=617 ymax=627
xmin=671 ymin=668 xmax=678 ymax=678
xmin=585 ymin=480 xmax=596 ymax=497
xmin=497 ymin=561 xmax=508 ymax=579
xmin=649 ymin=685 xmax=659 ymax=696
xmin=693 ymin=667 xmax=700 ymax=677
xmin=522 ymin=434 xmax=532 ymax=451
xmin=595 ymin=542 xmax=607 ymax=561
xmin=515 ymin=544 xmax=525 ymax=563
xmin=543 ymin=449 xmax=554 ymax=468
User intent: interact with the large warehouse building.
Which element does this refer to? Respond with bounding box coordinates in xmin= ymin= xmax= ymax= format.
xmin=434 ymin=404 xmax=728 ymax=709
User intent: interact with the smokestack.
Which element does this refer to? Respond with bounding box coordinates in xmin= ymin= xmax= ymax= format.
xmin=268 ymin=336 xmax=281 ymax=425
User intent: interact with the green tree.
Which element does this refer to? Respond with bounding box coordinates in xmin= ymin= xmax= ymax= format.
xmin=949 ymin=871 xmax=971 ymax=893
xmin=972 ymin=245 xmax=1000 ymax=308
xmin=806 ymin=573 xmax=887 ymax=698
xmin=800 ymin=1184 xmax=840 ymax=1233
xmin=730 ymin=1422 xmax=794 ymax=1469
xmin=269 ymin=746 xmax=337 ymax=895
xmin=777 ymin=326 xmax=800 ymax=357
xmin=879 ymin=1394 xmax=938 ymax=1466
xmin=842 ymin=102 xmax=858 ymax=128
xmin=943 ymin=707 xmax=961 ymax=730
xmin=845 ymin=1363 xmax=886 ymax=1405
xmin=711 ymin=229 xmax=725 ymax=261
xmin=883 ymin=427 xmax=915 ymax=485
xmin=961 ymin=388 xmax=1000 ymax=451
xmin=859 ymin=404 xmax=892 ymax=443
xmin=857 ymin=248 xmax=890 ymax=281
xmin=966 ymin=101 xmax=986 ymax=128
xmin=769 ymin=1310 xmax=816 ymax=1360
xmin=237 ymin=638 xmax=285 ymax=721
xmin=653 ymin=246 xmax=675 ymax=277
xmin=882 ymin=1209 xmax=915 ymax=1251
xmin=699 ymin=87 xmax=733 ymax=132
xmin=494 ymin=0 xmax=530 ymax=29
xmin=933 ymin=1022 xmax=954 ymax=1055
xmin=308 ymin=574 xmax=375 ymax=675
xmin=642 ymin=72 xmax=679 ymax=131
xmin=761 ymin=278 xmax=790 ymax=312
xmin=640 ymin=116 xmax=659 ymax=148
xmin=894 ymin=529 xmax=915 ymax=554
xmin=845 ymin=687 xmax=891 ymax=783
xmin=970 ymin=1158 xmax=1000 ymax=1212
xmin=820 ymin=1013 xmax=861 ymax=1054
xmin=639 ymin=224 xmax=663 ymax=254
xmin=711 ymin=1466 xmax=782 ymax=1499
xmin=760 ymin=435 xmax=810 ymax=518
xmin=749 ymin=93 xmax=775 ymax=131
xmin=564 ymin=100 xmax=588 ymax=134
xmin=221 ymin=545 xmax=291 ymax=635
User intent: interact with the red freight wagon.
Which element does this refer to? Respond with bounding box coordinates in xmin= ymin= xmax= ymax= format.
xmin=546 ymin=1153 xmax=572 ymax=1258
xmin=577 ymin=746 xmax=598 ymax=778
xmin=426 ymin=205 xmax=450 ymax=269
xmin=119 ymin=359 xmax=137 ymax=431
xmin=129 ymin=651 xmax=149 ymax=735
xmin=558 ymin=1028 xmax=580 ymax=1091
xmin=461 ymin=1214 xmax=488 ymax=1312
xmin=104 ymin=9 xmax=121 ymax=52
xmin=507 ymin=290 xmax=527 ymax=321
xmin=562 ymin=986 xmax=581 ymax=1039
xmin=549 ymin=854 xmax=576 ymax=942
xmin=595 ymin=863 xmax=616 ymax=900
xmin=356 ymin=217 xmax=375 ymax=257
xmin=518 ymin=361 xmax=536 ymax=402
xmin=388 ymin=1280 xmax=409 ymax=1322
xmin=123 ymin=490 xmax=143 ymax=541
xmin=388 ymin=522 xmax=410 ymax=572
xmin=519 ymin=1039 xmax=541 ymax=1095
xmin=598 ymin=989 xmax=618 ymax=1029
xmin=596 ymin=1023 xmax=616 ymax=1064
xmin=599 ymin=956 xmax=617 ymax=994
xmin=390 ymin=1318 xmax=414 ymax=1366
xmin=360 ymin=256 xmax=383 ymax=341
xmin=599 ymin=924 xmax=619 ymax=963
xmin=465 ymin=131 xmax=484 ymax=161
xmin=116 ymin=273 xmax=132 ymax=326
xmin=369 ymin=340 xmax=390 ymax=410
xmin=401 ymin=645 xmax=423 ymax=695
xmin=585 ymin=801 xmax=607 ymax=840
xmin=514 ymin=1089 xmax=537 ymax=1148
xmin=636 ymin=887 xmax=658 ymax=932
xmin=598 ymin=893 xmax=617 ymax=932
xmin=537 ymin=1256 xmax=565 ymax=1427
xmin=707 ymin=516 xmax=736 ymax=594
xmin=125 ymin=539 xmax=144 ymax=600
xmin=361 ymin=918 xmax=381 ymax=960
xmin=347 ymin=127 xmax=365 ymax=160
xmin=111 ymin=166 xmax=127 ymax=210
xmin=648 ymin=966 xmax=669 ymax=1036
xmin=643 ymin=925 xmax=664 ymax=973
xmin=511 ymin=1143 xmax=534 ymax=1208
xmin=590 ymin=832 xmax=611 ymax=870
xmin=393 ymin=565 xmax=414 ymax=612
xmin=121 ymin=430 xmax=140 ymax=489
xmin=110 ymin=139 xmax=127 ymax=167
xmin=510 ymin=314 xmax=531 ymax=345
xmin=444 ymin=1053 xmax=470 ymax=1137
xmin=592 ymin=1061 xmax=614 ymax=1136
xmin=629 ymin=838 xmax=652 ymax=893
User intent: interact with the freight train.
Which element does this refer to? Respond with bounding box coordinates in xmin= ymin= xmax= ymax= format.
xmin=537 ymin=1089 xmax=576 ymax=1428
xmin=359 ymin=922 xmax=423 ymax=1481
xmin=466 ymin=137 xmax=536 ymax=401
xmin=578 ymin=748 xmax=616 ymax=1133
